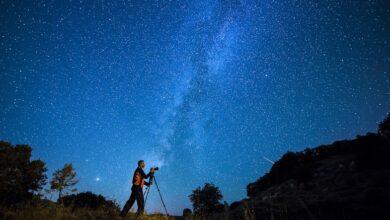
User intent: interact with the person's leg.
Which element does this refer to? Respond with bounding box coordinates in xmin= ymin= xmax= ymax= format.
xmin=136 ymin=188 xmax=145 ymax=216
xmin=120 ymin=191 xmax=136 ymax=217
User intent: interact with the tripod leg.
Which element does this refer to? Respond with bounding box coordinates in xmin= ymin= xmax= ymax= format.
xmin=144 ymin=186 xmax=151 ymax=205
xmin=153 ymin=177 xmax=169 ymax=216
xmin=144 ymin=175 xmax=154 ymax=209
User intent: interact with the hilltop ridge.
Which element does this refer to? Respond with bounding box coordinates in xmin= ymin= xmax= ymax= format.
xmin=221 ymin=129 xmax=390 ymax=219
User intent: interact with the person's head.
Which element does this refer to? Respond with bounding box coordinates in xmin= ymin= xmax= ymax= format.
xmin=138 ymin=160 xmax=145 ymax=169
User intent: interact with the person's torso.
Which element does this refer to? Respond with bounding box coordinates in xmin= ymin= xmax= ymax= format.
xmin=132 ymin=167 xmax=145 ymax=188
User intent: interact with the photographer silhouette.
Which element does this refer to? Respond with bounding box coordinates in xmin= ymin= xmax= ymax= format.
xmin=120 ymin=160 xmax=155 ymax=217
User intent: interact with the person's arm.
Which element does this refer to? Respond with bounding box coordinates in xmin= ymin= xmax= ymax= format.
xmin=139 ymin=167 xmax=155 ymax=178
xmin=138 ymin=168 xmax=151 ymax=178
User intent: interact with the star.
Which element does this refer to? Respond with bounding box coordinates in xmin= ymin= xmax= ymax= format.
xmin=0 ymin=0 xmax=388 ymax=215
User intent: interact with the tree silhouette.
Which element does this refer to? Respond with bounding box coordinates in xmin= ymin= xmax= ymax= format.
xmin=50 ymin=163 xmax=78 ymax=204
xmin=379 ymin=113 xmax=390 ymax=139
xmin=189 ymin=183 xmax=223 ymax=217
xmin=0 ymin=141 xmax=47 ymax=204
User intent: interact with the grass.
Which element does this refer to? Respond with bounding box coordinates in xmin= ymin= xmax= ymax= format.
xmin=0 ymin=202 xmax=179 ymax=220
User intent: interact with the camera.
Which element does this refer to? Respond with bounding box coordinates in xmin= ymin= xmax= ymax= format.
xmin=150 ymin=167 xmax=158 ymax=177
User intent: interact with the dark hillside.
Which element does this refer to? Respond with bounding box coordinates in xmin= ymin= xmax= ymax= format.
xmin=225 ymin=129 xmax=390 ymax=219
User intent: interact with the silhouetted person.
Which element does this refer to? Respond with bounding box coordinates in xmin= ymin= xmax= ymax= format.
xmin=120 ymin=160 xmax=155 ymax=217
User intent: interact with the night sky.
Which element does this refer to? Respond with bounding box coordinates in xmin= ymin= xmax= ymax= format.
xmin=1 ymin=0 xmax=389 ymax=215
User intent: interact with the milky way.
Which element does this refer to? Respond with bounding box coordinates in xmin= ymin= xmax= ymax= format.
xmin=1 ymin=0 xmax=389 ymax=214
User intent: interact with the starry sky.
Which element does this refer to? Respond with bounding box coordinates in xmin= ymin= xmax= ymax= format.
xmin=1 ymin=0 xmax=389 ymax=215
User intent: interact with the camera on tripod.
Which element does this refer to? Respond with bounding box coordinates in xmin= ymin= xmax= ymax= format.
xmin=151 ymin=167 xmax=159 ymax=172
xmin=150 ymin=167 xmax=159 ymax=177
xmin=144 ymin=167 xmax=169 ymax=216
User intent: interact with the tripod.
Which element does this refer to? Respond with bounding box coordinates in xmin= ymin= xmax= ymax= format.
xmin=144 ymin=174 xmax=169 ymax=217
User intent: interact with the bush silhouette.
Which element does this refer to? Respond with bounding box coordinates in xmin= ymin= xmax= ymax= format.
xmin=61 ymin=191 xmax=119 ymax=212
xmin=183 ymin=208 xmax=192 ymax=217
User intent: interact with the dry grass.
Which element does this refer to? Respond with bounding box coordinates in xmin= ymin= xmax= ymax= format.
xmin=0 ymin=202 xmax=179 ymax=220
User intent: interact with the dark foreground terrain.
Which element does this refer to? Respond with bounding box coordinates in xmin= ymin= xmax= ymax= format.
xmin=0 ymin=199 xmax=180 ymax=220
xmin=217 ymin=132 xmax=390 ymax=220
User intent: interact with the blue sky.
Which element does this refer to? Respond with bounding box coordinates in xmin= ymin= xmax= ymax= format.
xmin=1 ymin=0 xmax=389 ymax=215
